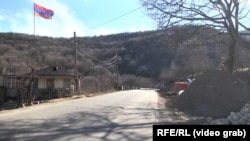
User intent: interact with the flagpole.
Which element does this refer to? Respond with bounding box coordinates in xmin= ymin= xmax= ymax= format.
xmin=33 ymin=2 xmax=54 ymax=36
xmin=33 ymin=2 xmax=35 ymax=36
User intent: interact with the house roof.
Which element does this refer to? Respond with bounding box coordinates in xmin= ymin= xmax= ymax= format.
xmin=34 ymin=66 xmax=76 ymax=77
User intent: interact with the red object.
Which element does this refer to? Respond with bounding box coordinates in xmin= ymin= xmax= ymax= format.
xmin=174 ymin=82 xmax=189 ymax=92
xmin=34 ymin=3 xmax=54 ymax=19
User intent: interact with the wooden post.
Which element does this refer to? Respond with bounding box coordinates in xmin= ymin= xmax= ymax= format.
xmin=74 ymin=32 xmax=79 ymax=94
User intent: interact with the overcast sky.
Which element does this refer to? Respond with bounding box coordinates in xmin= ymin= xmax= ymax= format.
xmin=0 ymin=0 xmax=157 ymax=37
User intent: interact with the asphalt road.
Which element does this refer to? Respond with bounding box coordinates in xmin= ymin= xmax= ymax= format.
xmin=0 ymin=89 xmax=159 ymax=141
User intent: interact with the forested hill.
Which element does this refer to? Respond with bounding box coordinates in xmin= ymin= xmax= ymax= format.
xmin=0 ymin=25 xmax=241 ymax=86
xmin=0 ymin=30 xmax=169 ymax=77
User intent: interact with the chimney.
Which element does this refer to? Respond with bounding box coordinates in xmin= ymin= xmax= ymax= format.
xmin=54 ymin=66 xmax=59 ymax=71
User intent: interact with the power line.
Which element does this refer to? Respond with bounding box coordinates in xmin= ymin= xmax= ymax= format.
xmin=73 ymin=7 xmax=141 ymax=67
xmin=84 ymin=52 xmax=120 ymax=68
xmin=69 ymin=6 xmax=142 ymax=68
xmin=81 ymin=6 xmax=143 ymax=34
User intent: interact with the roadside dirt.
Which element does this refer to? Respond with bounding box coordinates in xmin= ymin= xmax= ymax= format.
xmin=0 ymin=92 xmax=112 ymax=112
xmin=156 ymin=92 xmax=208 ymax=125
xmin=156 ymin=70 xmax=250 ymax=124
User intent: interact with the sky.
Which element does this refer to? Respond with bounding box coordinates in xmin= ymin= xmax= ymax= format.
xmin=0 ymin=0 xmax=157 ymax=37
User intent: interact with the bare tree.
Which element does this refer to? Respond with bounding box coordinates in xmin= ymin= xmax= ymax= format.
xmin=141 ymin=0 xmax=250 ymax=73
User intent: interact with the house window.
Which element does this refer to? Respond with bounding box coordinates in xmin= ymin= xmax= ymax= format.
xmin=63 ymin=79 xmax=71 ymax=89
xmin=4 ymin=77 xmax=17 ymax=88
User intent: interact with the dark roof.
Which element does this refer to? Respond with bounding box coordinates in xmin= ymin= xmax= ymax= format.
xmin=34 ymin=66 xmax=75 ymax=76
xmin=3 ymin=75 xmax=19 ymax=78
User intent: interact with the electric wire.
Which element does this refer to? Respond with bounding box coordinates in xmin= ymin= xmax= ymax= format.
xmin=90 ymin=54 xmax=120 ymax=68
xmin=70 ymin=6 xmax=142 ymax=67
xmin=78 ymin=6 xmax=143 ymax=35
xmin=82 ymin=49 xmax=120 ymax=68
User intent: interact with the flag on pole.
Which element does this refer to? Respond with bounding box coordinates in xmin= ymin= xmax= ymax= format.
xmin=34 ymin=3 xmax=54 ymax=19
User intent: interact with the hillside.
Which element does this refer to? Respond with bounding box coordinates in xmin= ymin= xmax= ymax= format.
xmin=1 ymin=25 xmax=248 ymax=91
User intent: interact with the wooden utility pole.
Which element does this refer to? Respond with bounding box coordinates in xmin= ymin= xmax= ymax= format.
xmin=74 ymin=32 xmax=78 ymax=93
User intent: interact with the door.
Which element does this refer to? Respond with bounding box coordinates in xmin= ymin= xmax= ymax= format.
xmin=47 ymin=79 xmax=55 ymax=90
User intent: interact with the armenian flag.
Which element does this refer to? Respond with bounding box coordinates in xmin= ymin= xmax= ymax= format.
xmin=34 ymin=3 xmax=54 ymax=19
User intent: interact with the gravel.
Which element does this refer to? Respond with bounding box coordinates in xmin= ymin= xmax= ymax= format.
xmin=173 ymin=70 xmax=250 ymax=118
xmin=209 ymin=101 xmax=250 ymax=125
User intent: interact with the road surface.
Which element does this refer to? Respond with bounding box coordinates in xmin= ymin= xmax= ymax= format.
xmin=0 ymin=90 xmax=160 ymax=141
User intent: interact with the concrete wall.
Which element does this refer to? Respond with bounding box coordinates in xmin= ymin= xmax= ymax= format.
xmin=38 ymin=78 xmax=46 ymax=89
xmin=55 ymin=78 xmax=63 ymax=88
xmin=38 ymin=77 xmax=74 ymax=89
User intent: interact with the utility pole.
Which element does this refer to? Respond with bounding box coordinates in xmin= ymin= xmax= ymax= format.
xmin=116 ymin=56 xmax=121 ymax=90
xmin=74 ymin=32 xmax=79 ymax=94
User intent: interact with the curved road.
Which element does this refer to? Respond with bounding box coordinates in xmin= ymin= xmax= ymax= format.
xmin=0 ymin=89 xmax=160 ymax=141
